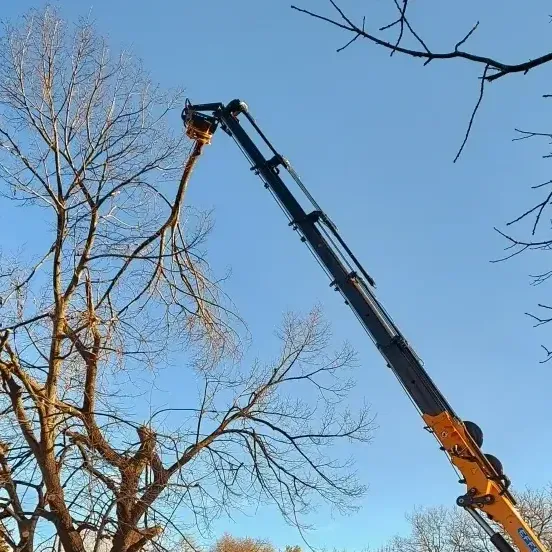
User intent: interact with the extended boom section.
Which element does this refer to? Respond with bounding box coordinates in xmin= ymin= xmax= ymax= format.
xmin=182 ymin=99 xmax=547 ymax=552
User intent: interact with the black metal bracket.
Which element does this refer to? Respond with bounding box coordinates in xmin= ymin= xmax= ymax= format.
xmin=457 ymin=488 xmax=494 ymax=507
xmin=288 ymin=210 xmax=324 ymax=228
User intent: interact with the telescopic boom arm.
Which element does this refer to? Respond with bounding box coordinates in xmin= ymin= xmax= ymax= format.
xmin=182 ymin=99 xmax=547 ymax=552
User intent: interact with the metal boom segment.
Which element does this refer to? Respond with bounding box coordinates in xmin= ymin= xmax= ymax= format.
xmin=182 ymin=99 xmax=547 ymax=552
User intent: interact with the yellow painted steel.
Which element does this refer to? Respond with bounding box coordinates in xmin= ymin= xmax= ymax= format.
xmin=424 ymin=413 xmax=545 ymax=551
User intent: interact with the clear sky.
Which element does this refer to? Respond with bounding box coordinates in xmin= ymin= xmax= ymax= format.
xmin=1 ymin=0 xmax=551 ymax=550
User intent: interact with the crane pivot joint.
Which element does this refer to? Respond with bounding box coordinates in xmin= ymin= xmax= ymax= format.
xmin=457 ymin=489 xmax=494 ymax=507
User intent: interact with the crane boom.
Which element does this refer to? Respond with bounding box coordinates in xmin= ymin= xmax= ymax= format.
xmin=182 ymin=99 xmax=547 ymax=552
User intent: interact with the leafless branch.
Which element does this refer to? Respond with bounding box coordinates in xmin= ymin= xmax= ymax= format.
xmin=291 ymin=2 xmax=552 ymax=81
xmin=0 ymin=7 xmax=375 ymax=552
xmin=291 ymin=1 xmax=552 ymax=161
xmin=453 ymin=64 xmax=489 ymax=162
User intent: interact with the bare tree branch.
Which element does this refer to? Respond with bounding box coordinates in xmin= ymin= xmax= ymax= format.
xmin=291 ymin=2 xmax=552 ymax=81
xmin=377 ymin=484 xmax=552 ymax=551
xmin=0 ymin=8 xmax=374 ymax=552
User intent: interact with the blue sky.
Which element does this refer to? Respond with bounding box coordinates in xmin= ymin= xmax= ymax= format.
xmin=2 ymin=0 xmax=552 ymax=549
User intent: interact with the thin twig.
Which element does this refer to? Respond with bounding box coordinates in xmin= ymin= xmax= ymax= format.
xmin=455 ymin=21 xmax=479 ymax=51
xmin=453 ymin=64 xmax=489 ymax=162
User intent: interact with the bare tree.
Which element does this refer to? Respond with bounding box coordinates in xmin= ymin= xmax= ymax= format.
xmin=376 ymin=484 xmax=552 ymax=552
xmin=291 ymin=1 xmax=552 ymax=359
xmin=0 ymin=7 xmax=374 ymax=552
xmin=210 ymin=534 xmax=276 ymax=552
xmin=209 ymin=535 xmax=303 ymax=552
